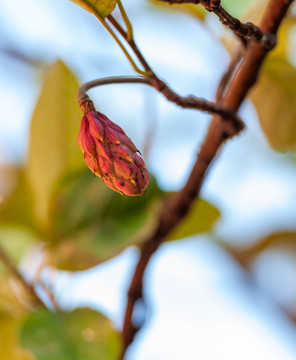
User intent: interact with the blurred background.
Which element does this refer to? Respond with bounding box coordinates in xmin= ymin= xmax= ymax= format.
xmin=1 ymin=0 xmax=296 ymax=359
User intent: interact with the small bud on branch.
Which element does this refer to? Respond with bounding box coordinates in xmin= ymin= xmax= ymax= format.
xmin=78 ymin=110 xmax=149 ymax=196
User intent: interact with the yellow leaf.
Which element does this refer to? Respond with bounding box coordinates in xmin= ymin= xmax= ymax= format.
xmin=271 ymin=17 xmax=296 ymax=60
xmin=167 ymin=198 xmax=220 ymax=241
xmin=0 ymin=279 xmax=36 ymax=360
xmin=251 ymin=57 xmax=296 ymax=152
xmin=27 ymin=60 xmax=83 ymax=231
xmin=0 ymin=318 xmax=36 ymax=360
xmin=149 ymin=0 xmax=206 ymax=21
xmin=70 ymin=0 xmax=117 ymax=18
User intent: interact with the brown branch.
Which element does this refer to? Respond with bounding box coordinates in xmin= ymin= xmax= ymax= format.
xmin=0 ymin=243 xmax=44 ymax=307
xmin=216 ymin=48 xmax=243 ymax=102
xmin=105 ymin=15 xmax=243 ymax=132
xmin=119 ymin=0 xmax=294 ymax=358
xmin=149 ymin=74 xmax=244 ymax=134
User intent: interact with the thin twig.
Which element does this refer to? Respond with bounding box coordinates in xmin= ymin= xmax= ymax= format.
xmin=0 ymin=243 xmax=44 ymax=307
xmin=105 ymin=15 xmax=243 ymax=132
xmin=77 ymin=76 xmax=244 ymax=134
xmin=117 ymin=0 xmax=134 ymax=41
xmin=119 ymin=0 xmax=294 ymax=358
xmin=149 ymin=74 xmax=244 ymax=134
xmin=107 ymin=15 xmax=152 ymax=73
xmin=157 ymin=0 xmax=277 ymax=49
xmin=77 ymin=77 xmax=150 ymax=114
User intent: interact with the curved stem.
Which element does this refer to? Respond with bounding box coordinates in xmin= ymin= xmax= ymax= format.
xmin=77 ymin=1 xmax=148 ymax=75
xmin=77 ymin=75 xmax=243 ymax=133
xmin=77 ymin=76 xmax=149 ymax=113
xmin=77 ymin=76 xmax=150 ymax=114
xmin=117 ymin=0 xmax=133 ymax=41
xmin=107 ymin=15 xmax=153 ymax=73
xmin=95 ymin=16 xmax=147 ymax=76
xmin=78 ymin=76 xmax=149 ymax=99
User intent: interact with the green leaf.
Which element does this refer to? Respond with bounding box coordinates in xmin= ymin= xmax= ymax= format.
xmin=149 ymin=0 xmax=207 ymax=21
xmin=0 ymin=278 xmax=36 ymax=360
xmin=46 ymin=172 xmax=163 ymax=270
xmin=0 ymin=168 xmax=35 ymax=229
xmin=0 ymin=167 xmax=37 ymax=274
xmin=0 ymin=228 xmax=37 ymax=274
xmin=251 ymin=57 xmax=296 ymax=152
xmin=21 ymin=308 xmax=121 ymax=360
xmin=27 ymin=60 xmax=83 ymax=231
xmin=70 ymin=0 xmax=117 ymax=18
xmin=167 ymin=198 xmax=220 ymax=241
xmin=222 ymin=0 xmax=258 ymax=18
xmin=50 ymin=169 xmax=111 ymax=238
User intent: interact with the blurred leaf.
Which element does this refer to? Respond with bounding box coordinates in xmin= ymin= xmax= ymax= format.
xmin=46 ymin=172 xmax=162 ymax=270
xmin=222 ymin=0 xmax=258 ymax=18
xmin=251 ymin=57 xmax=296 ymax=152
xmin=27 ymin=60 xmax=83 ymax=231
xmin=21 ymin=308 xmax=121 ymax=360
xmin=0 ymin=318 xmax=36 ymax=360
xmin=0 ymin=278 xmax=27 ymax=319
xmin=240 ymin=0 xmax=269 ymax=24
xmin=0 ymin=168 xmax=38 ymax=273
xmin=167 ymin=198 xmax=220 ymax=241
xmin=0 ymin=167 xmax=37 ymax=274
xmin=70 ymin=0 xmax=117 ymax=18
xmin=0 ymin=228 xmax=37 ymax=274
xmin=183 ymin=4 xmax=207 ymax=21
xmin=271 ymin=17 xmax=296 ymax=60
xmin=220 ymin=231 xmax=296 ymax=268
xmin=0 ymin=279 xmax=36 ymax=360
xmin=50 ymin=170 xmax=111 ymax=238
xmin=0 ymin=168 xmax=35 ymax=229
xmin=149 ymin=0 xmax=206 ymax=21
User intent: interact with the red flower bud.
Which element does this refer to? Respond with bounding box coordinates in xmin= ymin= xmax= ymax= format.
xmin=78 ymin=111 xmax=149 ymax=196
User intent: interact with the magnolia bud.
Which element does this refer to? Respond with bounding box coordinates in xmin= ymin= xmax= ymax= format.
xmin=78 ymin=111 xmax=149 ymax=196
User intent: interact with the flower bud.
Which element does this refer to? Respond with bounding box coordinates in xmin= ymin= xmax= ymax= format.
xmin=78 ymin=111 xmax=149 ymax=196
